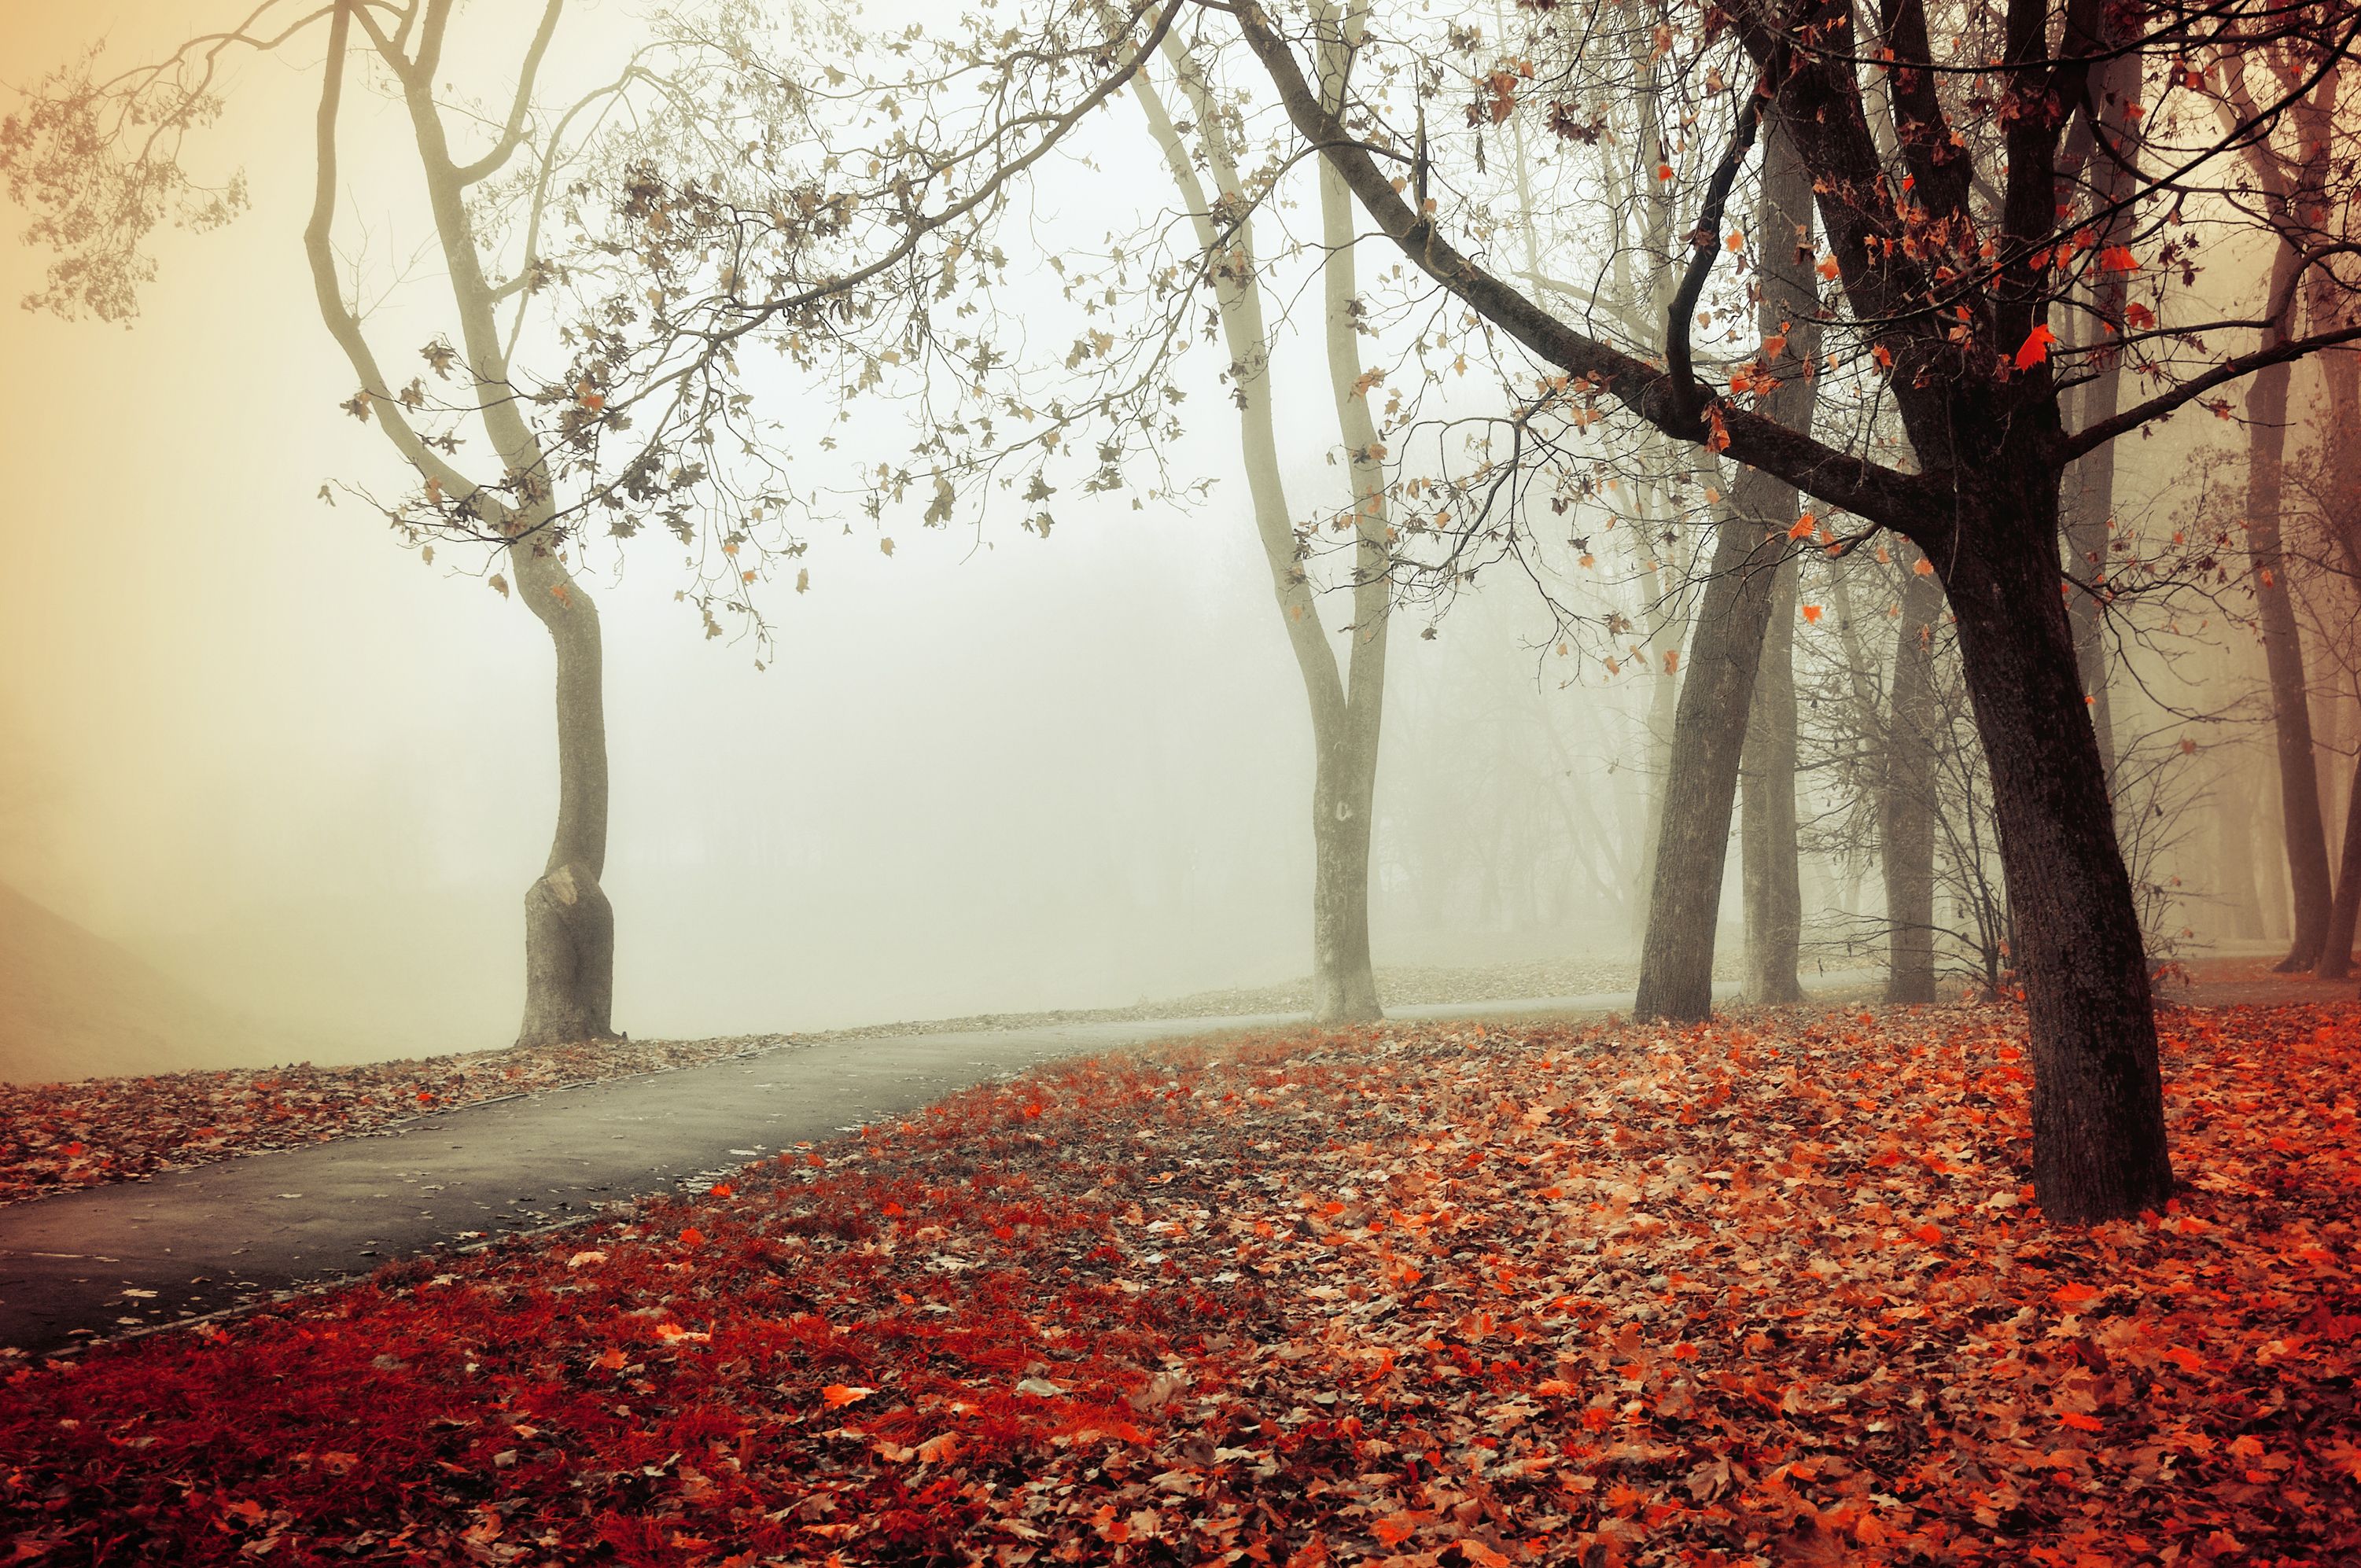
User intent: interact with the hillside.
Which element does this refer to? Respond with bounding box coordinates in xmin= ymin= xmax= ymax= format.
xmin=0 ymin=882 xmax=274 ymax=1084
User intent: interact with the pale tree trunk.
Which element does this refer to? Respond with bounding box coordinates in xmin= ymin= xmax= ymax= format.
xmin=1637 ymin=111 xmax=1817 ymax=1019
xmin=1138 ymin=23 xmax=1387 ymax=1023
xmin=1880 ymin=562 xmax=1943 ymax=1002
xmin=1740 ymin=553 xmax=1804 ymax=1000
xmin=308 ymin=1 xmax=617 ymax=1047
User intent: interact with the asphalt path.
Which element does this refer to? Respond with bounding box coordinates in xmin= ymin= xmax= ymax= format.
xmin=0 ymin=979 xmax=1877 ymax=1356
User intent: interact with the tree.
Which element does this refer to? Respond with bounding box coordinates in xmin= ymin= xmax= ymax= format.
xmin=9 ymin=6 xmax=656 ymax=1048
xmin=1218 ymin=0 xmax=2361 ymax=1220
xmin=1133 ymin=20 xmax=1394 ymax=1022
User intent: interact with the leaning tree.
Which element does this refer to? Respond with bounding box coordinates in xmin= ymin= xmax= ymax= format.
xmin=1204 ymin=0 xmax=2361 ymax=1220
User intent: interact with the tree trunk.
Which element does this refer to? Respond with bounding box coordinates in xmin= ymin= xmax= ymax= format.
xmin=2319 ymin=752 xmax=2361 ymax=979
xmin=2246 ymin=245 xmax=2334 ymax=970
xmin=1938 ymin=461 xmax=2172 ymax=1224
xmin=1633 ymin=517 xmax=1780 ymax=1021
xmin=1741 ymin=552 xmax=1805 ymax=1002
xmin=1881 ymin=561 xmax=1943 ymax=1003
xmin=510 ymin=534 xmax=617 ymax=1047
xmin=1634 ymin=110 xmax=1816 ymax=1021
xmin=1139 ymin=31 xmax=1387 ymax=1024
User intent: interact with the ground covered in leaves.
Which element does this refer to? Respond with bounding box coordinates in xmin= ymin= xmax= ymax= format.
xmin=0 ymin=1035 xmax=797 ymax=1205
xmin=3 ymin=1002 xmax=2356 ymax=1566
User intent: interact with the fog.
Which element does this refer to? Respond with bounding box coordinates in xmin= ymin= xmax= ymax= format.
xmin=0 ymin=2 xmax=1659 ymax=1068
xmin=0 ymin=2 xmax=2310 ymax=1074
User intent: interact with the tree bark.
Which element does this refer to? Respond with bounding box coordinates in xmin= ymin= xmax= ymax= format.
xmin=1881 ymin=561 xmax=1943 ymax=1003
xmin=1740 ymin=553 xmax=1805 ymax=1001
xmin=1938 ymin=462 xmax=2173 ymax=1224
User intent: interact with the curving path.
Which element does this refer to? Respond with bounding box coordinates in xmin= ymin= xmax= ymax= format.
xmin=0 ymin=979 xmax=1877 ymax=1356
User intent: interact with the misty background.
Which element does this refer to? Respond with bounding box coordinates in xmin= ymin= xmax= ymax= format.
xmin=0 ymin=2 xmax=2296 ymax=1074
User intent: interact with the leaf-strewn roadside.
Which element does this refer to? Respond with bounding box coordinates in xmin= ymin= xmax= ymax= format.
xmin=3 ymin=1003 xmax=2355 ymax=1565
xmin=0 ymin=1035 xmax=795 ymax=1206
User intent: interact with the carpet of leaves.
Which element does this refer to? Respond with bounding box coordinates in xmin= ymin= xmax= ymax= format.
xmin=2 ymin=1002 xmax=2357 ymax=1566
xmin=0 ymin=1035 xmax=793 ymax=1205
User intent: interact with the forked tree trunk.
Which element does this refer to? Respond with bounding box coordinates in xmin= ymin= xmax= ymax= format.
xmin=1740 ymin=553 xmax=1805 ymax=1002
xmin=304 ymin=2 xmax=618 ymax=1052
xmin=1881 ymin=561 xmax=1943 ymax=1003
xmin=2246 ymin=245 xmax=2334 ymax=970
xmin=1938 ymin=458 xmax=2172 ymax=1224
xmin=1138 ymin=27 xmax=1387 ymax=1024
xmin=510 ymin=532 xmax=617 ymax=1047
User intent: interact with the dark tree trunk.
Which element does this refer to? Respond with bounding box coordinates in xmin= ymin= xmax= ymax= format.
xmin=1741 ymin=553 xmax=1805 ymax=1002
xmin=1634 ymin=517 xmax=1781 ymax=1022
xmin=1937 ymin=459 xmax=2172 ymax=1224
xmin=2246 ymin=248 xmax=2333 ymax=970
xmin=1636 ymin=111 xmax=1815 ymax=1021
xmin=1881 ymin=561 xmax=1943 ymax=1003
xmin=2319 ymin=753 xmax=2361 ymax=979
xmin=513 ymin=535 xmax=618 ymax=1047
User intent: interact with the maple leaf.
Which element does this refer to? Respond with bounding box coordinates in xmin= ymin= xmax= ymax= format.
xmin=2014 ymin=323 xmax=2058 ymax=370
xmin=820 ymin=1384 xmax=874 ymax=1408
xmin=1800 ymin=605 xmax=1824 ymax=624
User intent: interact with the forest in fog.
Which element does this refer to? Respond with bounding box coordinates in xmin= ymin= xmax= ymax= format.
xmin=1 ymin=0 xmax=2359 ymax=1561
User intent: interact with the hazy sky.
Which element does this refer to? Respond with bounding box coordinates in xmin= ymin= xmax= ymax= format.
xmin=0 ymin=1 xmax=1633 ymax=1062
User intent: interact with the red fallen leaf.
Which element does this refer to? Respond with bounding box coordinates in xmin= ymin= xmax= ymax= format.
xmin=709 ymin=1183 xmax=734 ymax=1199
xmin=2060 ymin=1411 xmax=2105 ymax=1431
xmin=591 ymin=1349 xmax=626 ymax=1371
xmin=821 ymin=1384 xmax=873 ymax=1408
xmin=678 ymin=1226 xmax=706 ymax=1246
xmin=1911 ymin=1223 xmax=1943 ymax=1245
xmin=915 ymin=1431 xmax=961 ymax=1464
xmin=2052 ymin=1281 xmax=2099 ymax=1308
